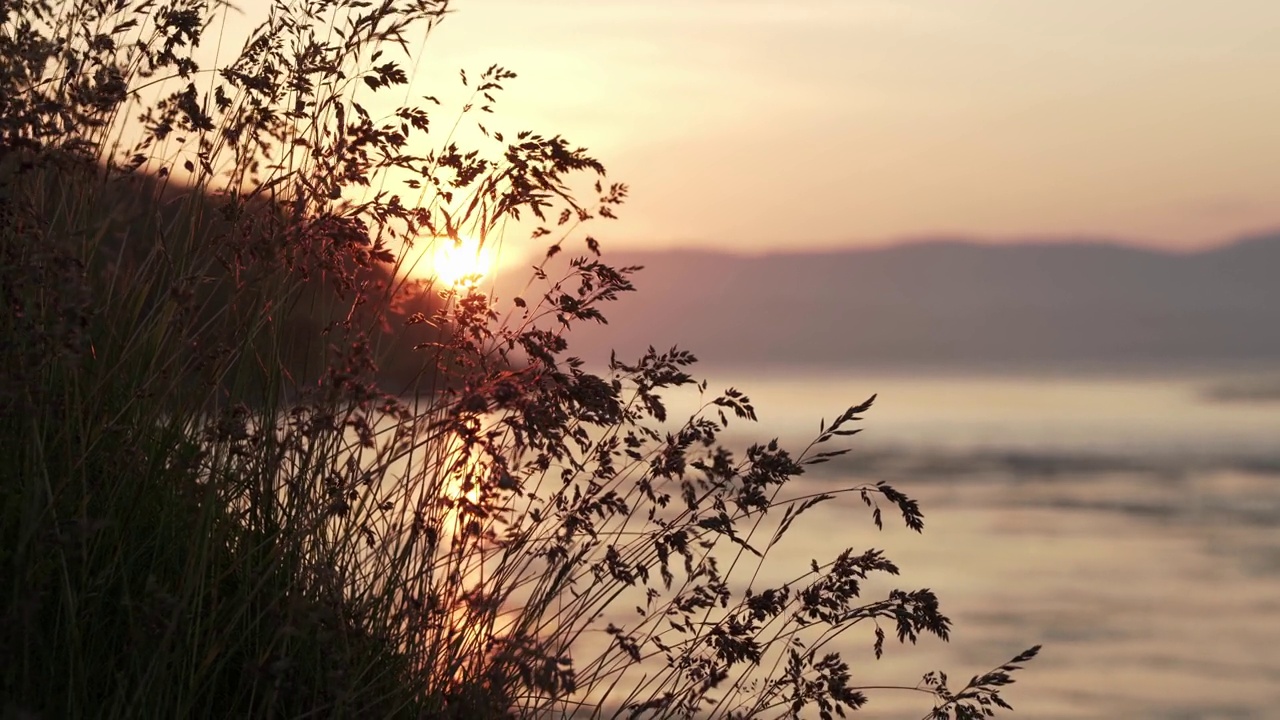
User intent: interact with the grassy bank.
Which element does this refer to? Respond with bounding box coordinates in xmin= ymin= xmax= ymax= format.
xmin=1 ymin=1 xmax=1035 ymax=717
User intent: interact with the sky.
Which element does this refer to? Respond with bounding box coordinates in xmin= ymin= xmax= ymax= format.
xmin=410 ymin=0 xmax=1280 ymax=254
xmin=202 ymin=0 xmax=1280 ymax=255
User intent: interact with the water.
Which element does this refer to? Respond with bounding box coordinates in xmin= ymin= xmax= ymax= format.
xmin=375 ymin=365 xmax=1279 ymax=717
xmin=644 ymin=366 xmax=1280 ymax=719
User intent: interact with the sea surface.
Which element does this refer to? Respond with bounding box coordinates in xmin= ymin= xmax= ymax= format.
xmin=625 ymin=365 xmax=1280 ymax=719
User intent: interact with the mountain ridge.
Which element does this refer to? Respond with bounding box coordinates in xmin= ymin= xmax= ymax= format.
xmin=528 ymin=232 xmax=1280 ymax=370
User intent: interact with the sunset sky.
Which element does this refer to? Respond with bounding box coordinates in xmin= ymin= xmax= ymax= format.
xmin=413 ymin=0 xmax=1280 ymax=253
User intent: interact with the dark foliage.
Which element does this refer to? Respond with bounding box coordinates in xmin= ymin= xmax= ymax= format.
xmin=0 ymin=0 xmax=1037 ymax=717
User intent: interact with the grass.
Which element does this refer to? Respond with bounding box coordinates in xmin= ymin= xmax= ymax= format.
xmin=1 ymin=0 xmax=1036 ymax=717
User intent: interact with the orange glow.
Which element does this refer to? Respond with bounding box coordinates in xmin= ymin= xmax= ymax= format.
xmin=431 ymin=234 xmax=493 ymax=287
xmin=443 ymin=452 xmax=483 ymax=510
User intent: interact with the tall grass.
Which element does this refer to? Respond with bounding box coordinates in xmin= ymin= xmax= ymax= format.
xmin=0 ymin=0 xmax=1037 ymax=717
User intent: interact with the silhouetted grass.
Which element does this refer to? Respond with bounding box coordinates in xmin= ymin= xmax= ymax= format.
xmin=1 ymin=1 xmax=1036 ymax=717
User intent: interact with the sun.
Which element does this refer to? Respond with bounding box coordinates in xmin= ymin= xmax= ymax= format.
xmin=431 ymin=234 xmax=493 ymax=287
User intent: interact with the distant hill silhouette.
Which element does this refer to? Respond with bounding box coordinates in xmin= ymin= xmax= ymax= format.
xmin=3 ymin=159 xmax=449 ymax=397
xmin=37 ymin=154 xmax=1274 ymax=376
xmin=535 ymin=233 xmax=1280 ymax=370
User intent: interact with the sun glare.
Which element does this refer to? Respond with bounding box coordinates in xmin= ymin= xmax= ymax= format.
xmin=431 ymin=234 xmax=493 ymax=287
